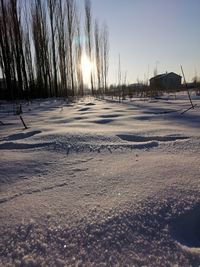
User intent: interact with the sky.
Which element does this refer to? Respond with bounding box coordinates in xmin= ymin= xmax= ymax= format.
xmin=85 ymin=0 xmax=200 ymax=85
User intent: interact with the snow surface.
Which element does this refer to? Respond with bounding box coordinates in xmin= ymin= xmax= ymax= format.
xmin=0 ymin=94 xmax=200 ymax=266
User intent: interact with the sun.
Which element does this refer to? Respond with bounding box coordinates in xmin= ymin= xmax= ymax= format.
xmin=81 ymin=54 xmax=92 ymax=84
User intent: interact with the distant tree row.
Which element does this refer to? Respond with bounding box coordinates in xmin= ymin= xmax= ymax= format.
xmin=0 ymin=0 xmax=109 ymax=100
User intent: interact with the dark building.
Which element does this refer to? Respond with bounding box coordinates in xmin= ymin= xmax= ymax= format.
xmin=150 ymin=72 xmax=182 ymax=90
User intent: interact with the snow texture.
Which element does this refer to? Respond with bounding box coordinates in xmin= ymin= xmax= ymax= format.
xmin=0 ymin=93 xmax=200 ymax=266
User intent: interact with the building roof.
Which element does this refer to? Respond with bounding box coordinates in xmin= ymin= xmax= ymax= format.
xmin=150 ymin=72 xmax=181 ymax=81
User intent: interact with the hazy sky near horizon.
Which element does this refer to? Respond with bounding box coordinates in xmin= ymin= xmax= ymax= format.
xmin=86 ymin=0 xmax=200 ymax=85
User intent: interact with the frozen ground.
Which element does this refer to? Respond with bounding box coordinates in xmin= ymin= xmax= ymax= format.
xmin=0 ymin=93 xmax=200 ymax=266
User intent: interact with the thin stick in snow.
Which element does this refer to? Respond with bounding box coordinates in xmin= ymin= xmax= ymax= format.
xmin=20 ymin=115 xmax=28 ymax=129
xmin=181 ymin=104 xmax=197 ymax=115
xmin=181 ymin=65 xmax=194 ymax=109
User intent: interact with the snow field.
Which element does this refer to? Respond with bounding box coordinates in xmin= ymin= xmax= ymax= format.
xmin=0 ymin=96 xmax=200 ymax=266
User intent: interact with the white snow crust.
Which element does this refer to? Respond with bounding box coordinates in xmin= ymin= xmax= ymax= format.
xmin=0 ymin=93 xmax=200 ymax=266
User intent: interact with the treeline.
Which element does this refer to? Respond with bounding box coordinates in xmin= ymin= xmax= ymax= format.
xmin=0 ymin=0 xmax=109 ymax=100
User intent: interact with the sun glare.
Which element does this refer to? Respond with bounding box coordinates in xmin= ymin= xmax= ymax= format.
xmin=81 ymin=54 xmax=92 ymax=84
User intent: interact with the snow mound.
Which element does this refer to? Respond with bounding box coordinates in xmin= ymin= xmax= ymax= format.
xmin=2 ymin=191 xmax=200 ymax=266
xmin=171 ymin=205 xmax=200 ymax=249
xmin=117 ymin=134 xmax=189 ymax=142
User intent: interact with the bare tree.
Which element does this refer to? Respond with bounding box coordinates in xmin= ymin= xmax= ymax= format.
xmin=102 ymin=22 xmax=109 ymax=94
xmin=0 ymin=0 xmax=25 ymax=98
xmin=94 ymin=19 xmax=101 ymax=94
xmin=0 ymin=0 xmax=110 ymax=100
xmin=75 ymin=12 xmax=84 ymax=97
xmin=0 ymin=0 xmax=29 ymax=99
xmin=11 ymin=0 xmax=28 ymax=96
xmin=0 ymin=0 xmax=13 ymax=99
xmin=66 ymin=0 xmax=76 ymax=97
xmin=48 ymin=0 xmax=58 ymax=97
xmin=32 ymin=0 xmax=52 ymax=97
xmin=85 ymin=0 xmax=94 ymax=95
xmin=100 ymin=29 xmax=104 ymax=94
xmin=57 ymin=0 xmax=68 ymax=97
xmin=118 ymin=54 xmax=121 ymax=102
xmin=23 ymin=1 xmax=35 ymax=96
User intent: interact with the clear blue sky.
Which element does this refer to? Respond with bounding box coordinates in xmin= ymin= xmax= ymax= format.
xmin=88 ymin=0 xmax=200 ymax=85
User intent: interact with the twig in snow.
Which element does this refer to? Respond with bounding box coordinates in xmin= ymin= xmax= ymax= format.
xmin=181 ymin=66 xmax=194 ymax=109
xmin=181 ymin=104 xmax=197 ymax=115
xmin=20 ymin=115 xmax=28 ymax=129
